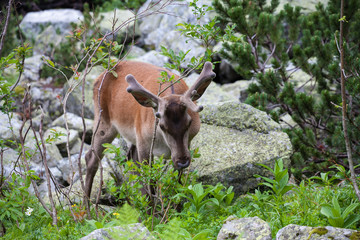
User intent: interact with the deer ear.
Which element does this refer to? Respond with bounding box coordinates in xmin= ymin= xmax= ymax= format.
xmin=126 ymin=74 xmax=159 ymax=108
xmin=186 ymin=62 xmax=216 ymax=101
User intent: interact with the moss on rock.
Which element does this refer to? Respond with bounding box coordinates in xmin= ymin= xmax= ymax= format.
xmin=190 ymin=101 xmax=292 ymax=194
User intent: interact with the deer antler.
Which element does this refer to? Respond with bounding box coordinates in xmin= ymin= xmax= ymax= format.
xmin=181 ymin=62 xmax=216 ymax=112
xmin=126 ymin=74 xmax=160 ymax=108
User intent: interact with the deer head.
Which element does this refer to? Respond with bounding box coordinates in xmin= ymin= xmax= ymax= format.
xmin=126 ymin=62 xmax=215 ymax=169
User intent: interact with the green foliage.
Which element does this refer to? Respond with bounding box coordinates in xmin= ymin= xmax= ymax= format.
xmin=213 ymin=0 xmax=360 ymax=178
xmin=45 ymin=128 xmax=66 ymax=144
xmin=2 ymin=155 xmax=359 ymax=239
xmin=252 ymin=159 xmax=294 ymax=228
xmin=309 ymin=171 xmax=339 ymax=186
xmin=233 ymin=159 xmax=360 ymax=238
xmin=154 ymin=218 xmax=212 ymax=240
xmin=102 ymin=143 xmax=198 ymax=220
xmin=330 ymin=163 xmax=360 ymax=184
xmin=0 ymin=171 xmax=39 ymax=230
xmin=86 ymin=204 xmax=139 ymax=230
xmin=102 ymin=143 xmax=228 ymax=238
xmin=321 ymin=196 xmax=360 ymax=228
xmin=177 ymin=0 xmax=220 ymax=49
xmin=160 ymin=46 xmax=191 ymax=73
xmin=255 ymin=159 xmax=293 ymax=197
xmin=2 ymin=202 xmax=92 ymax=240
xmin=175 ymin=183 xmax=219 ymax=213
xmin=0 ymin=44 xmax=32 ymax=113
xmin=209 ymin=183 xmax=234 ymax=208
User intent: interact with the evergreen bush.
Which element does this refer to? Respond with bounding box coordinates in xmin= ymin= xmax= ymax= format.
xmin=213 ymin=0 xmax=360 ymax=179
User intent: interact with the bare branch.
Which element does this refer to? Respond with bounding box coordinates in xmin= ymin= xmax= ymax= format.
xmin=0 ymin=0 xmax=12 ymax=56
xmin=38 ymin=106 xmax=58 ymax=225
xmin=339 ymin=0 xmax=360 ymax=201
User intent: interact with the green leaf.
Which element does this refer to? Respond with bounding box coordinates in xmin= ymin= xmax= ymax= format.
xmin=328 ymin=217 xmax=343 ymax=228
xmin=280 ymin=185 xmax=294 ymax=195
xmin=331 ymin=197 xmax=341 ymax=215
xmin=207 ymin=198 xmax=220 ymax=206
xmin=342 ymin=203 xmax=359 ymax=219
xmin=343 ymin=214 xmax=360 ymax=228
xmin=18 ymin=222 xmax=25 ymax=232
xmin=46 ymin=59 xmax=55 ymax=67
xmin=192 ymin=229 xmax=212 ymax=240
xmin=256 ymin=163 xmax=274 ymax=173
xmin=321 ymin=205 xmax=335 ymax=218
xmin=110 ymin=70 xmax=118 ymax=78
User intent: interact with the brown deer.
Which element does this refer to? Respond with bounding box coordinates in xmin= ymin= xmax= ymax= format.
xmin=84 ymin=61 xmax=216 ymax=199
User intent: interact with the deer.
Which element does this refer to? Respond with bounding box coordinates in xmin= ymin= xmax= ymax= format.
xmin=84 ymin=60 xmax=216 ymax=200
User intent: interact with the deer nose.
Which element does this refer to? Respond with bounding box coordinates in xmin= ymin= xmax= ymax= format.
xmin=177 ymin=158 xmax=190 ymax=169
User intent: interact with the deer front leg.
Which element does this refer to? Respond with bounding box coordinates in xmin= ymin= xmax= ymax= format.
xmin=85 ymin=123 xmax=117 ymax=201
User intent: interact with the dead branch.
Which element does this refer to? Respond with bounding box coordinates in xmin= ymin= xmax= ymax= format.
xmin=339 ymin=0 xmax=360 ymax=201
xmin=0 ymin=0 xmax=12 ymax=56
xmin=38 ymin=106 xmax=58 ymax=225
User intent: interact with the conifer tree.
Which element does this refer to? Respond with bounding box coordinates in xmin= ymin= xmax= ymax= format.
xmin=213 ymin=0 xmax=360 ymax=178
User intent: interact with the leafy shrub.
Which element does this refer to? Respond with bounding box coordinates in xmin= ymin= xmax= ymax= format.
xmin=321 ymin=196 xmax=360 ymax=228
xmin=232 ymin=159 xmax=360 ymax=238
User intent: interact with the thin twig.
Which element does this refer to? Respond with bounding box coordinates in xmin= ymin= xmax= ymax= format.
xmin=38 ymin=106 xmax=58 ymax=225
xmin=0 ymin=0 xmax=13 ymax=56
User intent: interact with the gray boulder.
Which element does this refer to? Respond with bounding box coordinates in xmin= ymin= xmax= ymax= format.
xmin=26 ymin=132 xmax=63 ymax=167
xmin=51 ymin=112 xmax=93 ymax=141
xmin=20 ymin=55 xmax=44 ymax=81
xmin=186 ymin=73 xmax=238 ymax=104
xmin=276 ymin=224 xmax=359 ymax=240
xmin=0 ymin=111 xmax=63 ymax=176
xmin=95 ymin=9 xmax=140 ymax=41
xmin=0 ymin=111 xmax=22 ymax=142
xmin=44 ymin=126 xmax=79 ymax=157
xmin=138 ymin=0 xmax=213 ymax=67
xmin=28 ymin=178 xmax=56 ymax=199
xmin=20 ymin=9 xmax=83 ymax=41
xmin=58 ymin=153 xmax=86 ymax=184
xmin=80 ymin=223 xmax=154 ymax=240
xmin=29 ymin=85 xmax=63 ymax=119
xmin=221 ymin=80 xmax=253 ymax=102
xmin=1 ymin=147 xmax=18 ymax=167
xmin=135 ymin=50 xmax=169 ymax=68
xmin=217 ymin=216 xmax=272 ymax=240
xmin=126 ymin=45 xmax=147 ymax=60
xmin=31 ymin=108 xmax=53 ymax=131
xmin=1 ymin=148 xmax=18 ymax=178
xmin=32 ymin=25 xmax=64 ymax=55
xmin=190 ymin=101 xmax=292 ymax=194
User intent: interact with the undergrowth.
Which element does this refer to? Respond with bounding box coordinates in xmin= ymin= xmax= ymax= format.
xmin=1 ymin=159 xmax=359 ymax=239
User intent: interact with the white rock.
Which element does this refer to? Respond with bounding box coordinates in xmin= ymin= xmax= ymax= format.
xmin=20 ymin=9 xmax=84 ymax=40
